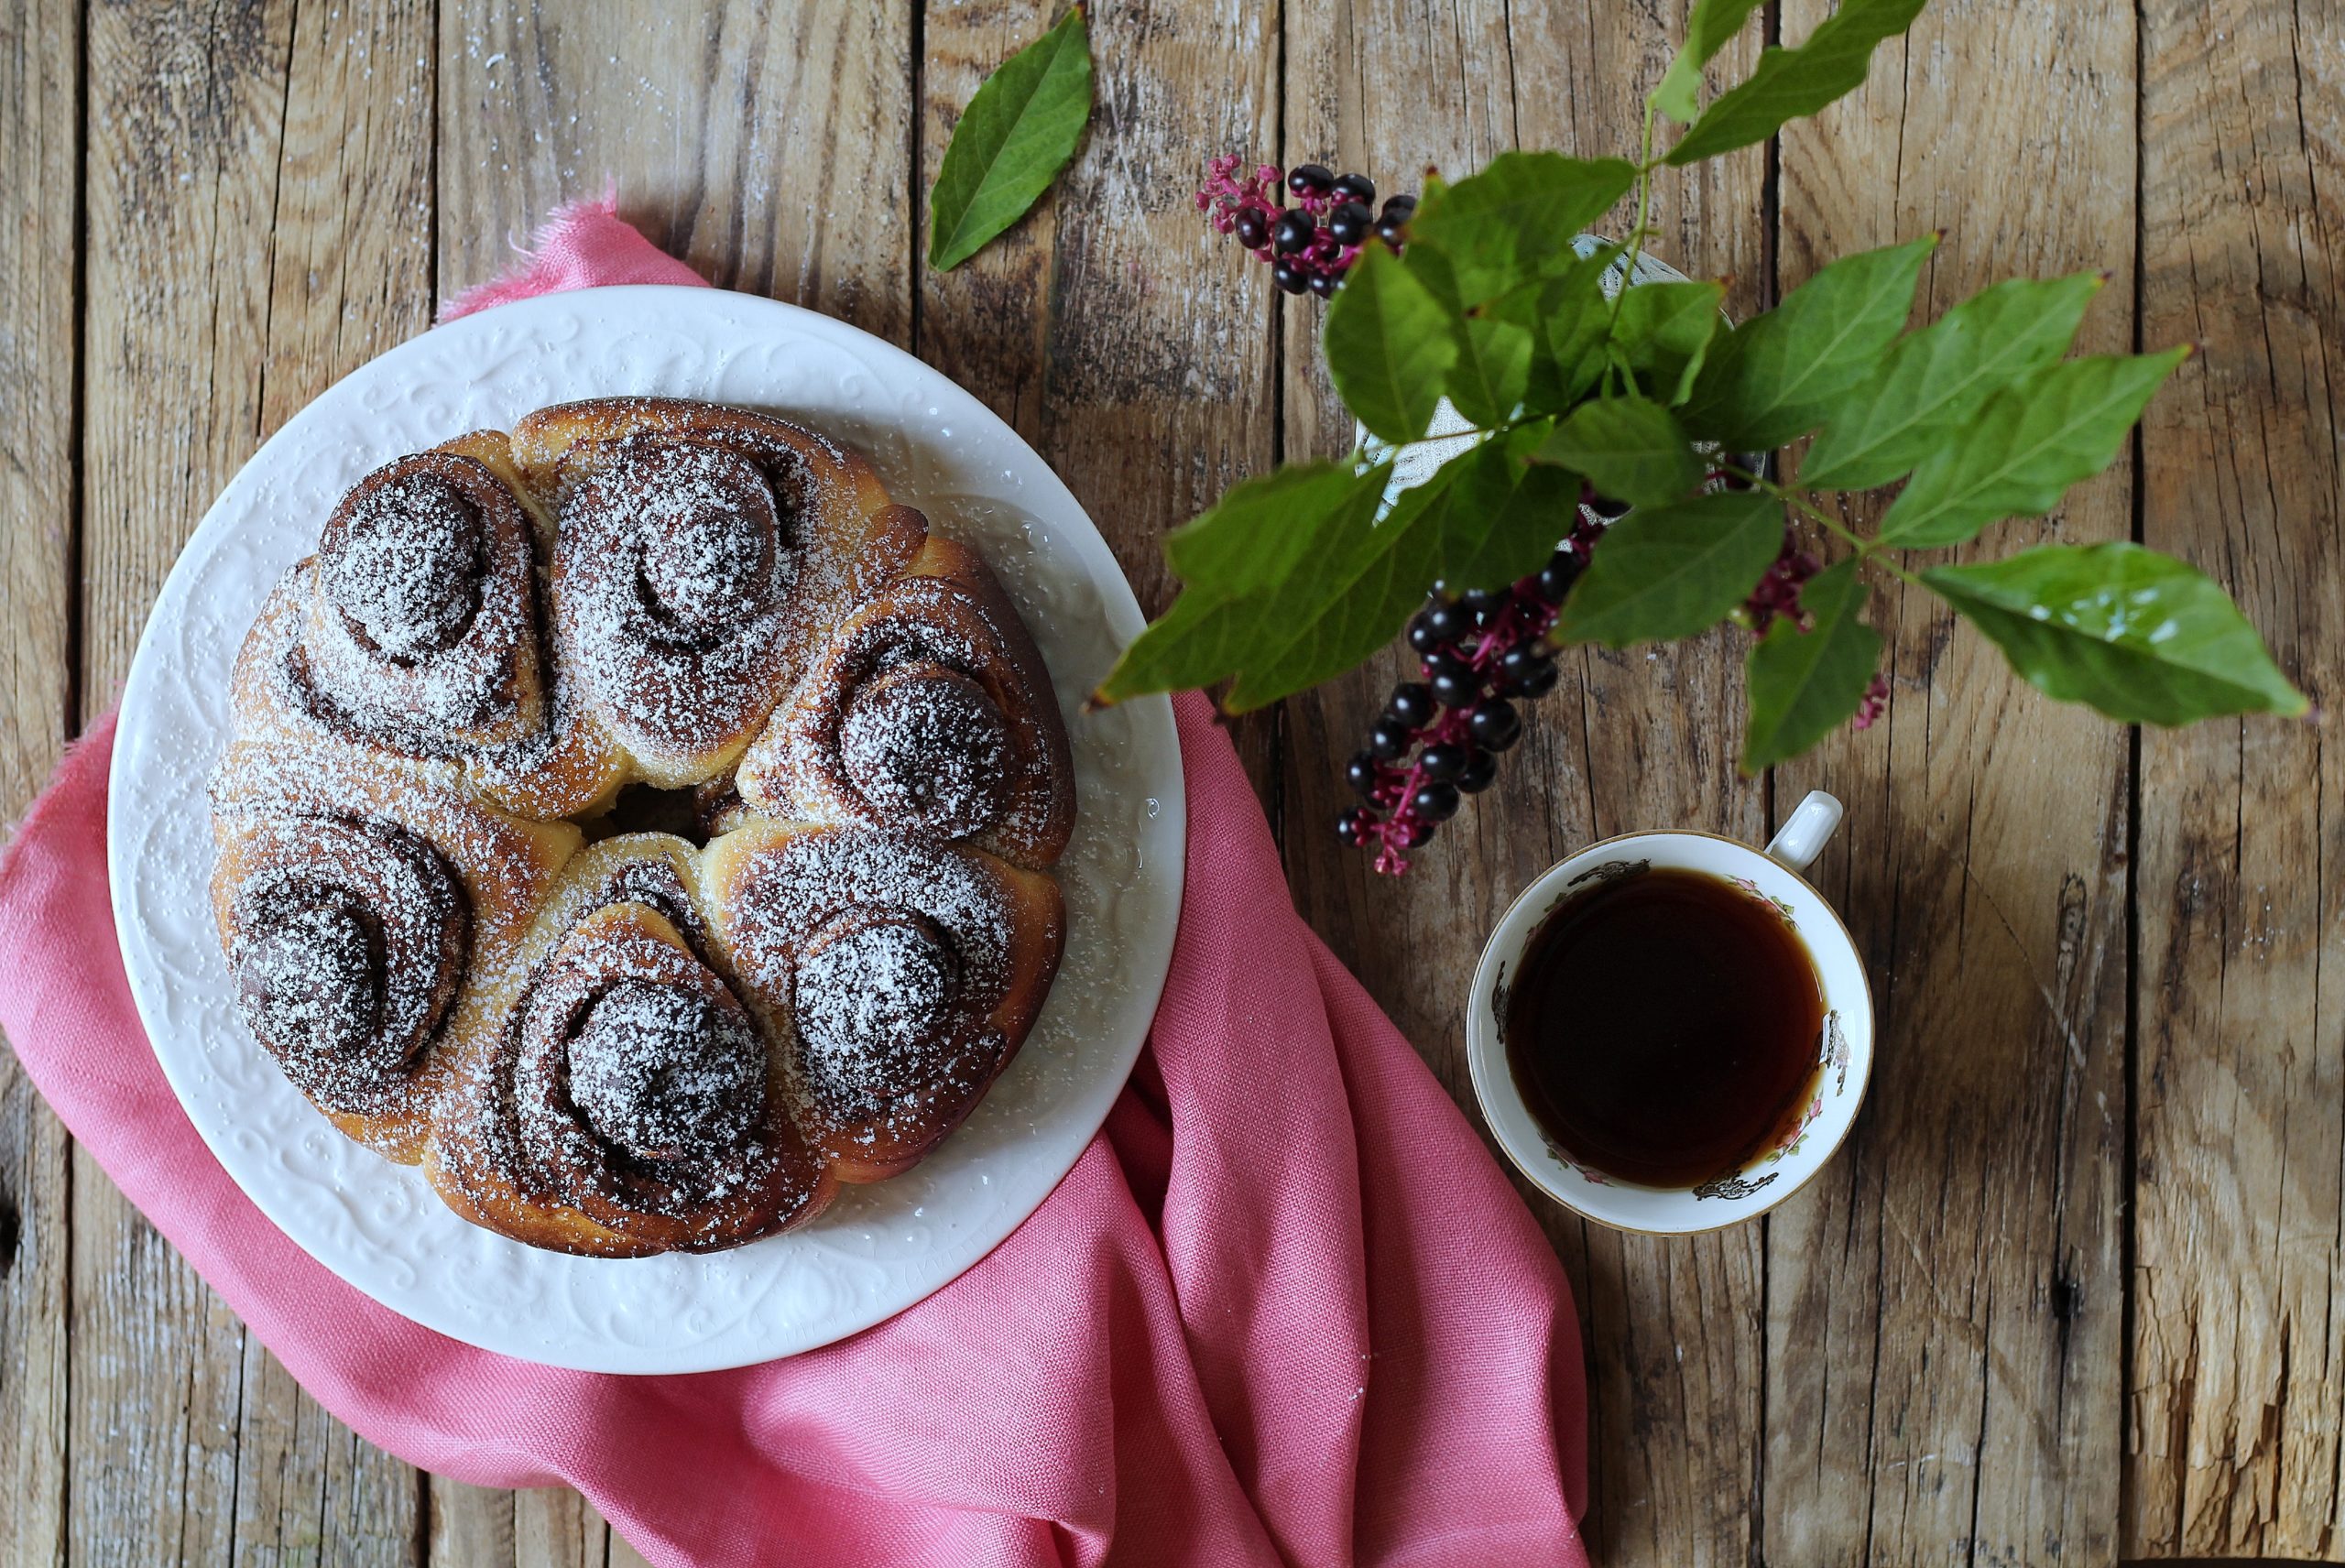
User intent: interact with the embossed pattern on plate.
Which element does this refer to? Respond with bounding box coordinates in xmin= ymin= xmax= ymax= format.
xmin=107 ymin=287 xmax=1186 ymax=1373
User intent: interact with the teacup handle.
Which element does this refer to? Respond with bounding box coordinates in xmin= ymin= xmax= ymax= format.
xmin=1764 ymin=790 xmax=1844 ymax=873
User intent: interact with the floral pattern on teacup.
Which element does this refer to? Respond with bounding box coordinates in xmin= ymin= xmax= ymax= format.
xmin=1727 ymin=874 xmax=1798 ymax=930
xmin=1692 ymin=1170 xmax=1778 ymax=1202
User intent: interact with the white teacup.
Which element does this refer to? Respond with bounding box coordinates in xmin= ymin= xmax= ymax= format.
xmin=1465 ymin=793 xmax=1873 ymax=1234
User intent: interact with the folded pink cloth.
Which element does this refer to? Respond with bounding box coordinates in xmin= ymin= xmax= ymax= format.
xmin=0 ymin=205 xmax=1588 ymax=1568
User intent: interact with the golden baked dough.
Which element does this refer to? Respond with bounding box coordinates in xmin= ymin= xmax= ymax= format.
xmin=208 ymin=399 xmax=1074 ymax=1256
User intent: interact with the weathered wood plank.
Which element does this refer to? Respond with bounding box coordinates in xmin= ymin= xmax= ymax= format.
xmin=430 ymin=1480 xmax=646 ymax=1568
xmin=2131 ymin=0 xmax=2345 ymax=1553
xmin=1767 ymin=1 xmax=2136 ymax=1561
xmin=1274 ymin=5 xmax=1767 ymax=1561
xmin=436 ymin=0 xmax=913 ymax=343
xmin=78 ymin=1 xmax=433 ymax=1561
xmin=0 ymin=0 xmax=80 ymax=1562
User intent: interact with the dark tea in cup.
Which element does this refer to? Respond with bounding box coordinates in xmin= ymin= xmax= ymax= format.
xmin=1502 ymin=863 xmax=1826 ymax=1188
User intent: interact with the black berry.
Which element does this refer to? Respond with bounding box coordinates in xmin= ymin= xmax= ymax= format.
xmin=1287 ymin=163 xmax=1336 ymax=198
xmin=1273 ymin=210 xmax=1316 ymax=255
xmin=1420 ymin=742 xmax=1469 ymax=781
xmin=1336 ymin=806 xmax=1378 ymax=846
xmin=1498 ymin=644 xmax=1560 ymax=697
xmin=1456 ymin=746 xmax=1499 ymax=793
xmin=1327 ymin=201 xmax=1373 ymax=246
xmin=1346 ymin=751 xmax=1384 ymax=799
xmin=1386 ymin=681 xmax=1436 ymax=729
xmin=1430 ymin=667 xmax=1480 ymax=707
xmin=1380 ymin=193 xmax=1418 ymax=218
xmin=1394 ymin=816 xmax=1434 ymax=848
xmin=1469 ymin=698 xmax=1523 ymax=751
xmin=1333 ymin=173 xmax=1377 ymax=206
xmin=1309 ymin=270 xmax=1341 ymax=299
xmin=1422 ymin=598 xmax=1470 ymax=642
xmin=1232 ymin=208 xmax=1270 ymax=251
xmin=1271 ymin=260 xmax=1311 ymax=295
xmin=1368 ymin=717 xmax=1413 ymax=761
xmin=1534 ymin=550 xmax=1582 ymax=604
xmin=1407 ymin=612 xmax=1451 ymax=655
xmin=1411 ymin=780 xmax=1461 ymax=822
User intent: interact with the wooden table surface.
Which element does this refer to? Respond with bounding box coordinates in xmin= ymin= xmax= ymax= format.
xmin=0 ymin=1 xmax=2336 ymax=1563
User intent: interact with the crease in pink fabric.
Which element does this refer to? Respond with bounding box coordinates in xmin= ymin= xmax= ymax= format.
xmin=0 ymin=202 xmax=1589 ymax=1568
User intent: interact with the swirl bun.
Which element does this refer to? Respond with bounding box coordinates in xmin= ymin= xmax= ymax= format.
xmin=222 ymin=814 xmax=467 ymax=1113
xmin=304 ymin=449 xmax=547 ymax=749
xmin=703 ymin=822 xmax=1063 ymax=1183
xmin=431 ymin=839 xmax=834 ymax=1256
xmin=213 ymin=400 xmax=1072 ymax=1256
xmin=736 ymin=536 xmax=1075 ymax=866
xmin=518 ymin=398 xmax=929 ymax=786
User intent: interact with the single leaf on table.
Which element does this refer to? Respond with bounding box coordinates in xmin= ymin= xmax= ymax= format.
xmin=1096 ymin=459 xmax=1394 ymax=705
xmin=1665 ymin=0 xmax=1930 ymax=165
xmin=1611 ymin=279 xmax=1727 ymax=405
xmin=1537 ymin=393 xmax=1705 ymax=507
xmin=1922 ymin=542 xmax=2307 ymax=724
xmin=1324 ymin=244 xmax=1461 ymax=443
xmin=1742 ymin=557 xmax=1886 ymax=771
xmin=1876 ymin=347 xmax=2190 ymax=547
xmin=1652 ymin=0 xmax=1769 ymax=120
xmin=1679 ymin=234 xmax=1937 ymax=450
xmin=1798 ymin=271 xmax=2104 ymax=490
xmin=1407 ymin=152 xmax=1636 ymax=306
xmin=1554 ymin=489 xmax=1785 ymax=648
xmin=927 ymin=6 xmax=1094 ymax=270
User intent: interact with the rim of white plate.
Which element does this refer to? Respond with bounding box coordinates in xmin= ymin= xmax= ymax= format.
xmin=106 ymin=285 xmax=1186 ymax=1372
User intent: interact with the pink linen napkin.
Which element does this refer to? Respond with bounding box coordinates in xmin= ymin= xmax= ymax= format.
xmin=0 ymin=201 xmax=1589 ymax=1568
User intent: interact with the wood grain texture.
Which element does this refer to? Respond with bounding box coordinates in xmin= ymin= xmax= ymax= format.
xmin=2132 ymin=0 xmax=2344 ymax=1553
xmin=429 ymin=1481 xmax=650 ymax=1568
xmin=1770 ymin=0 xmax=2137 ymax=1561
xmin=76 ymin=0 xmax=432 ymax=1561
xmin=0 ymin=1 xmax=78 ymax=1563
xmin=436 ymin=0 xmax=913 ymax=343
xmin=1274 ymin=5 xmax=1768 ymax=1561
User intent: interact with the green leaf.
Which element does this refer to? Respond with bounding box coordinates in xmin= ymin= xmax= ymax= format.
xmin=1653 ymin=0 xmax=1769 ymax=120
xmin=1554 ymin=490 xmax=1785 ymax=648
xmin=927 ymin=8 xmax=1094 ymax=270
xmin=1163 ymin=460 xmax=1367 ymax=588
xmin=1097 ymin=460 xmax=1393 ymax=705
xmin=1923 ymin=543 xmax=2307 ymax=724
xmin=1798 ymin=272 xmax=2104 ymax=490
xmin=1876 ymin=348 xmax=2190 ymax=547
xmin=1440 ymin=420 xmax=1586 ymax=590
xmin=1612 ymin=279 xmax=1727 ymax=405
xmin=1099 ymin=430 xmax=1592 ymax=709
xmin=1680 ymin=234 xmax=1936 ymax=450
xmin=1408 ymin=152 xmax=1637 ymax=306
xmin=1742 ymin=558 xmax=1885 ymax=770
xmin=1447 ymin=315 xmax=1536 ymax=427
xmin=1324 ymin=244 xmax=1461 ymax=443
xmin=1512 ymin=245 xmax=1620 ymax=412
xmin=1537 ymin=393 xmax=1705 ymax=507
xmin=1665 ymin=0 xmax=1930 ymax=166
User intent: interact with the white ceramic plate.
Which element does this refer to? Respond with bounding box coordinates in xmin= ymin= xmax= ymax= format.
xmin=107 ymin=286 xmax=1186 ymax=1373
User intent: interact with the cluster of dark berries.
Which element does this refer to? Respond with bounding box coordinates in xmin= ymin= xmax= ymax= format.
xmin=1734 ymin=528 xmax=1824 ymax=635
xmin=1194 ymin=154 xmax=1416 ymax=298
xmin=1338 ymin=522 xmax=1602 ymax=875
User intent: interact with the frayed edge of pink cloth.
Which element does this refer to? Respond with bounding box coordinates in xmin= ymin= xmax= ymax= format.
xmin=437 ymin=191 xmax=708 ymax=321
